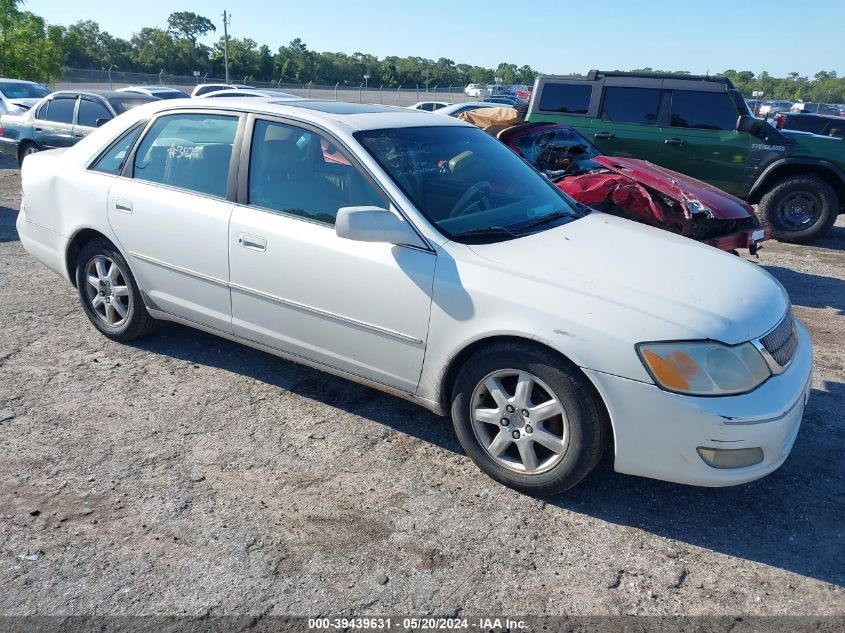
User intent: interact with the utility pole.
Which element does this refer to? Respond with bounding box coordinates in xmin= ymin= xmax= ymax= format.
xmin=222 ymin=10 xmax=231 ymax=84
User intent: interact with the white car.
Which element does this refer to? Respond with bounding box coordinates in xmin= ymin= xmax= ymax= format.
xmin=464 ymin=84 xmax=489 ymax=98
xmin=0 ymin=78 xmax=52 ymax=114
xmin=194 ymin=88 xmax=298 ymax=100
xmin=116 ymin=86 xmax=190 ymax=100
xmin=190 ymin=83 xmax=256 ymax=97
xmin=406 ymin=101 xmax=451 ymax=112
xmin=17 ymin=98 xmax=812 ymax=494
xmin=435 ymin=102 xmax=499 ymax=117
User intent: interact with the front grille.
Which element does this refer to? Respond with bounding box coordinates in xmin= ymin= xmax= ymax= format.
xmin=761 ymin=308 xmax=798 ymax=368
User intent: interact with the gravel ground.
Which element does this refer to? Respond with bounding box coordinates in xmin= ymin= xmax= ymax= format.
xmin=0 ymin=154 xmax=843 ymax=619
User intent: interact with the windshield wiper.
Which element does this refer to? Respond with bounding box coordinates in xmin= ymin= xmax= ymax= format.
xmin=515 ymin=210 xmax=577 ymax=231
xmin=451 ymin=226 xmax=519 ymax=240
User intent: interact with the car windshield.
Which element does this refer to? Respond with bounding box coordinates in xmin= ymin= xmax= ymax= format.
xmin=355 ymin=125 xmax=584 ymax=241
xmin=506 ymin=126 xmax=603 ymax=178
xmin=108 ymin=96 xmax=157 ymax=114
xmin=0 ymin=82 xmax=50 ymax=99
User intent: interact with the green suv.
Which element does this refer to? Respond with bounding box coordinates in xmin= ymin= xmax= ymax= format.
xmin=526 ymin=70 xmax=845 ymax=243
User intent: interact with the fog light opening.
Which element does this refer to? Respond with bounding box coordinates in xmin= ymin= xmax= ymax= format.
xmin=696 ymin=446 xmax=764 ymax=469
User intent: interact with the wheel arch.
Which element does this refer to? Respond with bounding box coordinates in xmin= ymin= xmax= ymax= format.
xmin=17 ymin=139 xmax=40 ymax=165
xmin=64 ymin=228 xmax=119 ymax=287
xmin=437 ymin=334 xmax=614 ymax=448
xmin=748 ymin=159 xmax=845 ymax=210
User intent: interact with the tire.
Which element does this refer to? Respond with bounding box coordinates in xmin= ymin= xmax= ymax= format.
xmin=75 ymin=238 xmax=157 ymax=342
xmin=450 ymin=341 xmax=608 ymax=496
xmin=758 ymin=175 xmax=839 ymax=243
xmin=18 ymin=141 xmax=39 ymax=167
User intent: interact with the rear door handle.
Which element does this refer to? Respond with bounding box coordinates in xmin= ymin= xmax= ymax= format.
xmin=238 ymin=233 xmax=266 ymax=252
xmin=594 ymin=132 xmax=616 ymax=140
xmin=74 ymin=132 xmax=84 ymax=138
xmin=113 ymin=198 xmax=133 ymax=214
xmin=34 ymin=127 xmax=43 ymax=132
xmin=664 ymin=138 xmax=685 ymax=146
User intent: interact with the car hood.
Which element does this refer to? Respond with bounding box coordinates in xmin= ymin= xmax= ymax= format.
xmin=465 ymin=212 xmax=788 ymax=345
xmin=591 ymin=156 xmax=754 ymax=220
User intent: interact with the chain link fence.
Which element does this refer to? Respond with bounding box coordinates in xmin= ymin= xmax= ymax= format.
xmin=56 ymin=68 xmax=478 ymax=107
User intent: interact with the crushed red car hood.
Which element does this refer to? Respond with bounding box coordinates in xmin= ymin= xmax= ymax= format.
xmin=591 ymin=156 xmax=753 ymax=220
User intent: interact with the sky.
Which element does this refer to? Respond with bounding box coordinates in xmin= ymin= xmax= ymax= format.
xmin=24 ymin=0 xmax=845 ymax=78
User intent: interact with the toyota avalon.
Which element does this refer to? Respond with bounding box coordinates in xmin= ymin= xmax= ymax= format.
xmin=16 ymin=98 xmax=813 ymax=494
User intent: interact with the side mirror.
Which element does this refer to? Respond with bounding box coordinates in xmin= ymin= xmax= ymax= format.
xmin=736 ymin=114 xmax=766 ymax=137
xmin=95 ymin=118 xmax=110 ymax=128
xmin=336 ymin=206 xmax=427 ymax=249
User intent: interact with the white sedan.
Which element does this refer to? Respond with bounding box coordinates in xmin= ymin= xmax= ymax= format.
xmin=17 ymin=98 xmax=812 ymax=494
xmin=406 ymin=101 xmax=451 ymax=112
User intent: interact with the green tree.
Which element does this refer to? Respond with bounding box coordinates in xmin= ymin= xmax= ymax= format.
xmin=166 ymin=12 xmax=215 ymax=47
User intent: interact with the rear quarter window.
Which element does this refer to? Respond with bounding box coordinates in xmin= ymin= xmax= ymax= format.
xmin=537 ymin=83 xmax=591 ymax=114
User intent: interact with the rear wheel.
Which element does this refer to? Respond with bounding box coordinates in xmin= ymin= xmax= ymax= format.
xmin=450 ymin=342 xmax=608 ymax=495
xmin=18 ymin=141 xmax=39 ymax=167
xmin=75 ymin=239 xmax=157 ymax=342
xmin=758 ymin=175 xmax=838 ymax=243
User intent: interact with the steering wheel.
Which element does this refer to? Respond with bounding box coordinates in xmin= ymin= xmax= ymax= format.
xmin=450 ymin=181 xmax=492 ymax=217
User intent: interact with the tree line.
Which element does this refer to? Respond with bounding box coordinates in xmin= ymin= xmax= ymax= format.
xmin=1 ymin=2 xmax=843 ymax=102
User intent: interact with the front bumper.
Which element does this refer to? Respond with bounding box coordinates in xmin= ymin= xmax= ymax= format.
xmin=583 ymin=320 xmax=813 ymax=486
xmin=703 ymin=224 xmax=771 ymax=254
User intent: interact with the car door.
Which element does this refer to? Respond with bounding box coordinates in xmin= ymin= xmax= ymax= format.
xmin=107 ymin=110 xmax=243 ymax=333
xmin=659 ymin=88 xmax=750 ymax=195
xmin=228 ymin=116 xmax=436 ymax=392
xmin=591 ymin=82 xmax=664 ymax=163
xmin=33 ymin=95 xmax=77 ymax=148
xmin=74 ymin=96 xmax=113 ymax=140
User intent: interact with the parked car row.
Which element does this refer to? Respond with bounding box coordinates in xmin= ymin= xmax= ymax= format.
xmin=16 ymin=97 xmax=812 ymax=495
xmin=749 ymin=98 xmax=843 ymax=119
xmin=0 ymin=83 xmax=302 ymax=166
xmin=464 ymin=83 xmax=532 ymax=101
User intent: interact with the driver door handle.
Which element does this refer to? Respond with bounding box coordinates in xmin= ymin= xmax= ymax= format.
xmin=238 ymin=233 xmax=266 ymax=252
xmin=664 ymin=138 xmax=685 ymax=146
xmin=594 ymin=132 xmax=616 ymax=140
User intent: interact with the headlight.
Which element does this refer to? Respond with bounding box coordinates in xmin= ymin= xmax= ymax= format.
xmin=637 ymin=340 xmax=771 ymax=396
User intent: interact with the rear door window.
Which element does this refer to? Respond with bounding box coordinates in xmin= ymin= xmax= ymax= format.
xmin=537 ymin=83 xmax=591 ymax=114
xmin=132 ymin=113 xmax=239 ymax=198
xmin=77 ymin=98 xmax=112 ymax=128
xmin=600 ymin=87 xmax=660 ymax=125
xmin=670 ymin=91 xmax=737 ymax=130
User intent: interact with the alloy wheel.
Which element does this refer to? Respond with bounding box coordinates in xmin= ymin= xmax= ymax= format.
xmin=84 ymin=255 xmax=131 ymax=327
xmin=470 ymin=369 xmax=569 ymax=474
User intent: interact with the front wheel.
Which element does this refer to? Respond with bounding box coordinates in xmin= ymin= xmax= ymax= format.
xmin=758 ymin=175 xmax=839 ymax=243
xmin=450 ymin=342 xmax=608 ymax=496
xmin=75 ymin=239 xmax=157 ymax=342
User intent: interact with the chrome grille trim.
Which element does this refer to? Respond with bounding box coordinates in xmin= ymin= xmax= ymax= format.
xmin=756 ymin=307 xmax=798 ymax=373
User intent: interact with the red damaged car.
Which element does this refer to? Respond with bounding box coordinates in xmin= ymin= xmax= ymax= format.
xmin=459 ymin=113 xmax=770 ymax=254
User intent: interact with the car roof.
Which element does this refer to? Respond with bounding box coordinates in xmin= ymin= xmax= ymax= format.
xmin=134 ymin=97 xmax=471 ymax=132
xmin=52 ymin=89 xmax=158 ymax=99
xmin=0 ymin=78 xmax=41 ymax=84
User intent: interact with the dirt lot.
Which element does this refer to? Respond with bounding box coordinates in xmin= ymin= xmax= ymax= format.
xmin=0 ymin=154 xmax=843 ymax=620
